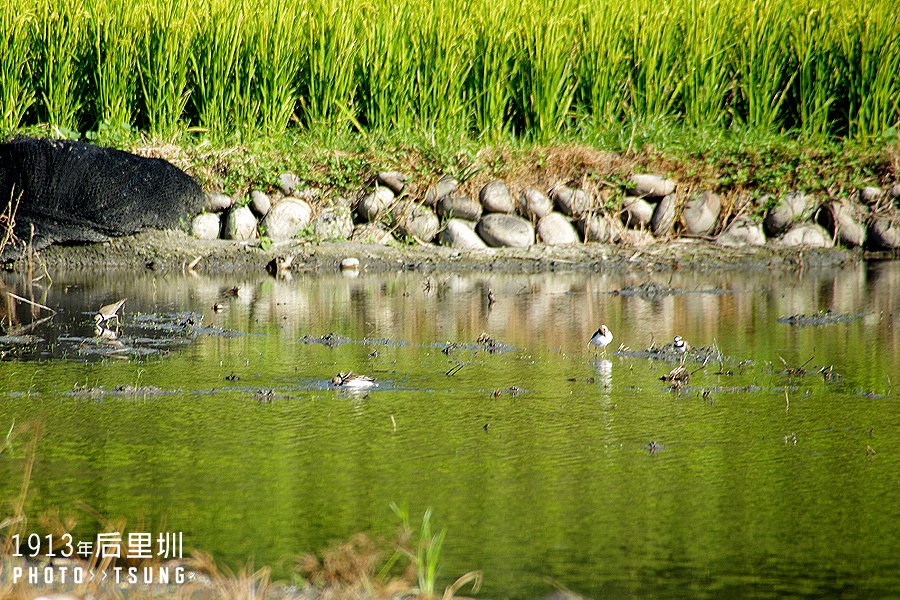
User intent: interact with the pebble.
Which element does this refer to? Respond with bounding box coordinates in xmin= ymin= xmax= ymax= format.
xmin=682 ymin=191 xmax=721 ymax=235
xmin=392 ymin=201 xmax=440 ymax=241
xmin=519 ymin=187 xmax=553 ymax=220
xmin=249 ymin=190 xmax=271 ymax=217
xmin=537 ymin=212 xmax=579 ymax=245
xmin=223 ymin=205 xmax=258 ymax=240
xmin=351 ymin=223 xmax=395 ymax=245
xmin=631 ymin=174 xmax=675 ymax=198
xmin=577 ymin=213 xmax=620 ymax=243
xmin=377 ymin=171 xmax=407 ymax=195
xmin=357 ymin=185 xmax=395 ymax=222
xmin=476 ymin=213 xmax=535 ymax=247
xmin=650 ymin=193 xmax=677 ymax=236
xmin=868 ymin=216 xmax=900 ymax=249
xmin=819 ymin=200 xmax=866 ymax=247
xmin=278 ymin=172 xmax=300 ymax=196
xmin=340 ymin=257 xmax=360 ymax=271
xmin=776 ymin=224 xmax=834 ymax=248
xmin=311 ymin=205 xmax=354 ymax=240
xmin=205 ymin=191 xmax=232 ymax=212
xmin=479 ymin=179 xmax=515 ymax=213
xmin=191 ymin=212 xmax=221 ymax=240
xmin=620 ymin=196 xmax=654 ymax=228
xmin=439 ymin=218 xmax=488 ymax=250
xmin=437 ymin=194 xmax=483 ymax=221
xmin=423 ymin=175 xmax=459 ymax=206
xmin=551 ymin=185 xmax=591 ymax=217
xmin=261 ymin=197 xmax=312 ymax=241
xmin=764 ymin=191 xmax=815 ymax=237
xmin=718 ymin=217 xmax=766 ymax=247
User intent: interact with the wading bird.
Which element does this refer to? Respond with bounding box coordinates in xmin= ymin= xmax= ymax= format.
xmin=589 ymin=325 xmax=613 ymax=355
xmin=94 ymin=298 xmax=126 ymax=327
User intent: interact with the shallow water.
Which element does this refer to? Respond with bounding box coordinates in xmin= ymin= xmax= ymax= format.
xmin=0 ymin=262 xmax=898 ymax=599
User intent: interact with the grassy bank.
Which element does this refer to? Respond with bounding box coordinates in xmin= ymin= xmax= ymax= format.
xmin=1 ymin=0 xmax=899 ymax=142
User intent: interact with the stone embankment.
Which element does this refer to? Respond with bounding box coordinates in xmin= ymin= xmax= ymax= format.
xmin=191 ymin=171 xmax=900 ymax=252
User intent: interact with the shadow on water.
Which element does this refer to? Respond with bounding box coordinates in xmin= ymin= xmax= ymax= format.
xmin=0 ymin=261 xmax=898 ymax=598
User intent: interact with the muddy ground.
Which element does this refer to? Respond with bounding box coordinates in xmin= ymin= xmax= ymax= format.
xmin=13 ymin=229 xmax=896 ymax=276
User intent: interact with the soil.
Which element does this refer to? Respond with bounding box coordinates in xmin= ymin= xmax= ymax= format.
xmin=14 ymin=229 xmax=892 ymax=275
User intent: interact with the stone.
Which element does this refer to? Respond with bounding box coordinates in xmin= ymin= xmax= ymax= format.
xmin=537 ymin=212 xmax=579 ymax=245
xmin=650 ymin=193 xmax=677 ymax=237
xmin=223 ymin=205 xmax=258 ymax=241
xmin=889 ymin=183 xmax=900 ymax=200
xmin=278 ymin=172 xmax=300 ymax=196
xmin=439 ymin=218 xmax=489 ymax=250
xmin=620 ymin=229 xmax=656 ymax=246
xmin=357 ymin=185 xmax=395 ymax=222
xmin=351 ymin=223 xmax=395 ymax=245
xmin=249 ymin=191 xmax=271 ymax=217
xmin=551 ymin=185 xmax=592 ymax=217
xmin=819 ymin=200 xmax=866 ymax=247
xmin=423 ymin=175 xmax=458 ymax=206
xmin=776 ymin=224 xmax=834 ymax=248
xmin=191 ymin=212 xmax=221 ymax=240
xmin=718 ymin=217 xmax=766 ymax=247
xmin=859 ymin=186 xmax=883 ymax=204
xmin=476 ymin=213 xmax=536 ymax=247
xmin=340 ymin=257 xmax=360 ymax=271
xmin=205 ymin=192 xmax=232 ymax=212
xmin=437 ymin=194 xmax=482 ymax=221
xmin=479 ymin=179 xmax=515 ymax=213
xmin=392 ymin=201 xmax=440 ymax=242
xmin=377 ymin=171 xmax=407 ymax=195
xmin=868 ymin=217 xmax=900 ymax=249
xmin=631 ymin=174 xmax=675 ymax=198
xmin=577 ymin=213 xmax=620 ymax=243
xmin=682 ymin=191 xmax=721 ymax=235
xmin=519 ymin=187 xmax=553 ymax=220
xmin=620 ymin=196 xmax=654 ymax=228
xmin=311 ymin=205 xmax=354 ymax=240
xmin=763 ymin=191 xmax=815 ymax=237
xmin=261 ymin=197 xmax=312 ymax=241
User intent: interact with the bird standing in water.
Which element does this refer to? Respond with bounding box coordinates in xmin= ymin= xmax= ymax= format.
xmin=94 ymin=298 xmax=126 ymax=327
xmin=673 ymin=335 xmax=687 ymax=363
xmin=589 ymin=325 xmax=613 ymax=355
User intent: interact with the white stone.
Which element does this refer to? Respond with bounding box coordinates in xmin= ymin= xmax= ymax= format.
xmin=776 ymin=224 xmax=834 ymax=248
xmin=476 ymin=213 xmax=535 ymax=247
xmin=519 ymin=187 xmax=553 ymax=220
xmin=537 ymin=212 xmax=579 ymax=245
xmin=718 ymin=217 xmax=766 ymax=247
xmin=621 ymin=196 xmax=654 ymax=228
xmin=191 ymin=212 xmax=221 ymax=240
xmin=631 ymin=174 xmax=675 ymax=198
xmin=357 ymin=185 xmax=395 ymax=222
xmin=439 ymin=219 xmax=489 ymax=250
xmin=249 ymin=191 xmax=271 ymax=217
xmin=205 ymin=192 xmax=232 ymax=212
xmin=479 ymin=179 xmax=515 ymax=213
xmin=262 ymin=198 xmax=312 ymax=241
xmin=224 ymin=205 xmax=258 ymax=240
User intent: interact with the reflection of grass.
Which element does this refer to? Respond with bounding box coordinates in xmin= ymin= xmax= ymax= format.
xmin=0 ymin=434 xmax=481 ymax=599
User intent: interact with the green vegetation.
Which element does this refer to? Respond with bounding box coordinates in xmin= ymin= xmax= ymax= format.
xmin=0 ymin=0 xmax=898 ymax=141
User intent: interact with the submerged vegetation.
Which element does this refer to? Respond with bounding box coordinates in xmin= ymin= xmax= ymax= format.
xmin=0 ymin=0 xmax=898 ymax=143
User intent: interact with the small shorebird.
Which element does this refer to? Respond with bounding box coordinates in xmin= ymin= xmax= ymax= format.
xmin=673 ymin=335 xmax=687 ymax=363
xmin=331 ymin=372 xmax=377 ymax=389
xmin=94 ymin=298 xmax=126 ymax=327
xmin=589 ymin=325 xmax=613 ymax=354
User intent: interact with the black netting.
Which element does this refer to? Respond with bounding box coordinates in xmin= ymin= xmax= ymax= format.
xmin=0 ymin=137 xmax=205 ymax=259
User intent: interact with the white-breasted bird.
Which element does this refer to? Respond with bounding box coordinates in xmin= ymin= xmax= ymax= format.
xmin=94 ymin=298 xmax=126 ymax=327
xmin=589 ymin=325 xmax=613 ymax=354
xmin=673 ymin=335 xmax=687 ymax=362
xmin=331 ymin=372 xmax=377 ymax=389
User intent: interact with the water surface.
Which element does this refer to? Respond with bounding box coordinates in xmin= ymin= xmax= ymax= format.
xmin=0 ymin=262 xmax=897 ymax=598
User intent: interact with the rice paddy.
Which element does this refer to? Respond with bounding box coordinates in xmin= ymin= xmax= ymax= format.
xmin=1 ymin=0 xmax=898 ymax=141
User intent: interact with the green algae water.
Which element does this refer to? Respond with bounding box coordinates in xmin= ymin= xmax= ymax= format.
xmin=0 ymin=262 xmax=898 ymax=599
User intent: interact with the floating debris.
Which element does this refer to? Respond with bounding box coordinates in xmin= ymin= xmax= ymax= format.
xmin=643 ymin=441 xmax=666 ymax=454
xmin=777 ymin=309 xmax=863 ymax=326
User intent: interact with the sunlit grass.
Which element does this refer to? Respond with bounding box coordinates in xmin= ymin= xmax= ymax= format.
xmin=0 ymin=0 xmax=897 ymax=141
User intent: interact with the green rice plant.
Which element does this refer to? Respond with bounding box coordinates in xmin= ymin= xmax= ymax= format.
xmin=358 ymin=0 xmax=417 ymax=130
xmin=31 ymin=0 xmax=86 ymax=134
xmin=514 ymin=1 xmax=578 ymax=141
xmin=627 ymin=0 xmax=686 ymax=123
xmin=682 ymin=0 xmax=734 ymax=128
xmin=135 ymin=0 xmax=192 ymax=137
xmin=411 ymin=0 xmax=473 ymax=134
xmin=252 ymin=0 xmax=299 ymax=133
xmin=734 ymin=0 xmax=794 ymax=132
xmin=0 ymin=6 xmax=36 ymax=132
xmin=86 ymin=0 xmax=138 ymax=131
xmin=576 ymin=0 xmax=631 ymax=127
xmin=840 ymin=3 xmax=900 ymax=141
xmin=469 ymin=0 xmax=518 ymax=139
xmin=190 ymin=0 xmax=258 ymax=136
xmin=789 ymin=1 xmax=841 ymax=138
xmin=297 ymin=0 xmax=361 ymax=127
